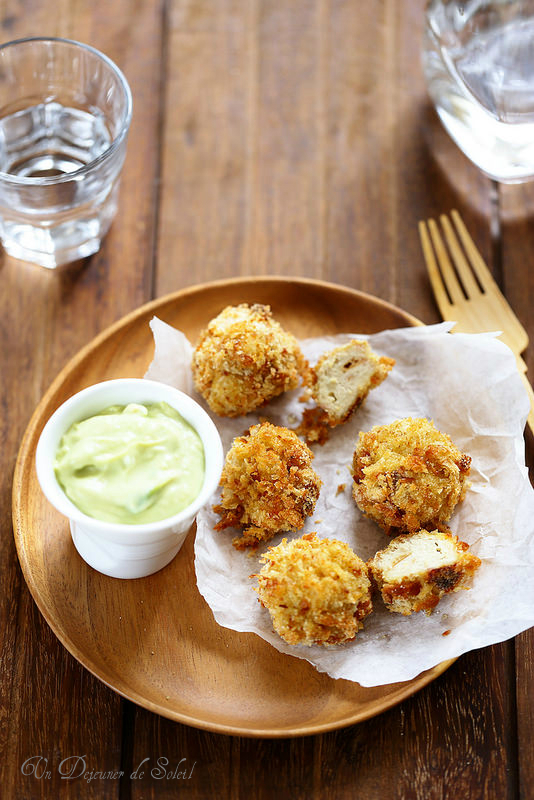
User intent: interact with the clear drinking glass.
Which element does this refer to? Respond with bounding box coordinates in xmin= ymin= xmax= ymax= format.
xmin=0 ymin=37 xmax=132 ymax=268
xmin=423 ymin=0 xmax=534 ymax=183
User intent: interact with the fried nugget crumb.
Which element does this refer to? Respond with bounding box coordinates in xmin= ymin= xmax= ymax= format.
xmin=309 ymin=339 xmax=394 ymax=426
xmin=214 ymin=422 xmax=321 ymax=549
xmin=352 ymin=417 xmax=471 ymax=534
xmin=192 ymin=303 xmax=307 ymax=417
xmin=368 ymin=528 xmax=481 ymax=615
xmin=295 ymin=406 xmax=332 ymax=445
xmin=336 ymin=483 xmax=346 ymax=495
xmin=255 ymin=532 xmax=373 ymax=646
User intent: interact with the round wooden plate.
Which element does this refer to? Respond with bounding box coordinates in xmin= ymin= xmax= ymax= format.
xmin=12 ymin=276 xmax=453 ymax=738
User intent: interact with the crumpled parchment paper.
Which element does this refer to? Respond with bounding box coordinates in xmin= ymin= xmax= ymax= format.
xmin=145 ymin=316 xmax=534 ymax=687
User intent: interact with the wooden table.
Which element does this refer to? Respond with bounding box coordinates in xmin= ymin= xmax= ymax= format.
xmin=3 ymin=1 xmax=533 ymax=798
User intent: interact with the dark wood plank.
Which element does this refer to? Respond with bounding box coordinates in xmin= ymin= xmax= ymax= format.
xmin=515 ymin=629 xmax=534 ymax=800
xmin=323 ymin=0 xmax=491 ymax=309
xmin=127 ymin=712 xmax=234 ymax=798
xmin=499 ymin=180 xmax=534 ymax=800
xmin=500 ymin=182 xmax=534 ymax=374
xmin=0 ymin=0 xmax=165 ymax=797
xmin=156 ymin=0 xmax=252 ymax=292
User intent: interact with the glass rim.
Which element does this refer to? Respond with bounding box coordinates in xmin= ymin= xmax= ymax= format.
xmin=0 ymin=36 xmax=133 ymax=186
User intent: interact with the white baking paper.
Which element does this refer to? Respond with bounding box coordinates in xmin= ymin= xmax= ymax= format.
xmin=145 ymin=316 xmax=534 ymax=687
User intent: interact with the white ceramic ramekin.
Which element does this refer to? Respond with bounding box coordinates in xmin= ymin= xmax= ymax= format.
xmin=35 ymin=378 xmax=223 ymax=579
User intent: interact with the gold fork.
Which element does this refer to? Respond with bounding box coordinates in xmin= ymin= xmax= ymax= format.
xmin=419 ymin=209 xmax=534 ymax=435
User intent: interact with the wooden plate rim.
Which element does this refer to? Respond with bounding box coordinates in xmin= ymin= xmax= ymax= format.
xmin=12 ymin=276 xmax=454 ymax=737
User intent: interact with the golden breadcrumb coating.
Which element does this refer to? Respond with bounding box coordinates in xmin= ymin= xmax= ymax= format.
xmin=309 ymin=339 xmax=395 ymax=425
xmin=368 ymin=528 xmax=481 ymax=615
xmin=352 ymin=417 xmax=471 ymax=534
xmin=214 ymin=422 xmax=321 ymax=549
xmin=192 ymin=303 xmax=307 ymax=417
xmin=295 ymin=407 xmax=332 ymax=446
xmin=255 ymin=532 xmax=373 ymax=646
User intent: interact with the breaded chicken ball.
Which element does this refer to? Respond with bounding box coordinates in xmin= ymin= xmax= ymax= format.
xmin=214 ymin=422 xmax=321 ymax=549
xmin=368 ymin=528 xmax=481 ymax=615
xmin=352 ymin=417 xmax=471 ymax=534
xmin=192 ymin=303 xmax=307 ymax=417
xmin=255 ymin=532 xmax=373 ymax=646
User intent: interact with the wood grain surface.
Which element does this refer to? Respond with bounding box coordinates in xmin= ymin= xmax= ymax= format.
xmin=2 ymin=1 xmax=533 ymax=799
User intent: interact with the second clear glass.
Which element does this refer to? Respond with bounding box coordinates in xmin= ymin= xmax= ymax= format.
xmin=423 ymin=0 xmax=534 ymax=183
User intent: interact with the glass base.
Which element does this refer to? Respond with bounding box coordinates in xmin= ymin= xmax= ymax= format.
xmin=2 ymin=234 xmax=102 ymax=268
xmin=0 ymin=210 xmax=116 ymax=267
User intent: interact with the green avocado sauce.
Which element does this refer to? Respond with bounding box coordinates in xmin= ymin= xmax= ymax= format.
xmin=54 ymin=402 xmax=205 ymax=524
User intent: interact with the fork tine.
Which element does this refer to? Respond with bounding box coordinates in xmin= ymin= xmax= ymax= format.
xmin=426 ymin=218 xmax=466 ymax=306
xmin=451 ymin=209 xmax=529 ymax=348
xmin=440 ymin=214 xmax=481 ymax=299
xmin=418 ymin=220 xmax=453 ymax=320
xmin=420 ymin=211 xmax=534 ymax=434
xmin=450 ymin=210 xmax=497 ymax=291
